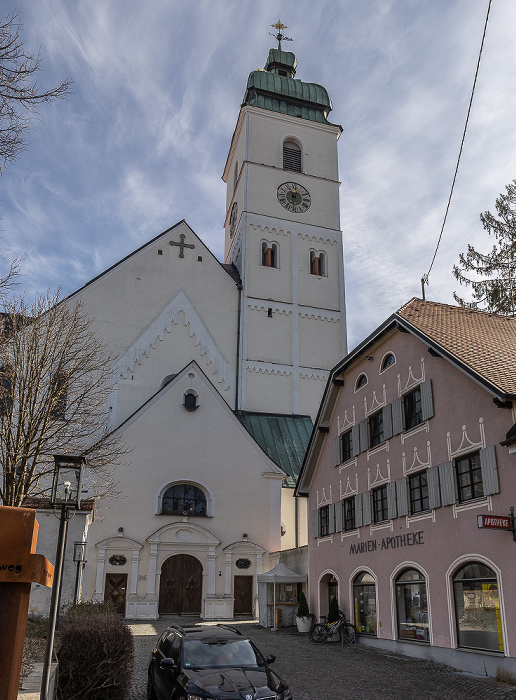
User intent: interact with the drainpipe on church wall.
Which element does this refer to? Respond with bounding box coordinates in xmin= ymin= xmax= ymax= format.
xmin=235 ymin=281 xmax=242 ymax=413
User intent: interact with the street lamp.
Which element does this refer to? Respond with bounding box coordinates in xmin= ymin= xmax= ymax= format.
xmin=72 ymin=541 xmax=87 ymax=604
xmin=40 ymin=455 xmax=85 ymax=700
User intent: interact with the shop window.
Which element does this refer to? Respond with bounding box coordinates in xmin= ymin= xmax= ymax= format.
xmin=456 ymin=451 xmax=483 ymax=502
xmin=369 ymin=410 xmax=384 ymax=448
xmin=355 ymin=373 xmax=367 ymax=391
xmin=261 ymin=241 xmax=279 ymax=268
xmin=161 ymin=483 xmax=207 ymax=516
xmin=319 ymin=505 xmax=330 ymax=537
xmin=341 ymin=430 xmax=353 ymax=463
xmin=353 ymin=572 xmax=377 ymax=635
xmin=396 ymin=569 xmax=429 ymax=642
xmin=409 ymin=471 xmax=429 ymax=514
xmin=381 ymin=353 xmax=395 ymax=371
xmin=404 ymin=386 xmax=423 ymax=430
xmin=453 ymin=562 xmax=503 ymax=652
xmin=343 ymin=497 xmax=356 ymax=531
xmin=372 ymin=485 xmax=388 ymax=523
xmin=283 ymin=140 xmax=302 ymax=172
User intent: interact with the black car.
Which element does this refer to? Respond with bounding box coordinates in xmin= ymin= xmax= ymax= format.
xmin=147 ymin=624 xmax=293 ymax=700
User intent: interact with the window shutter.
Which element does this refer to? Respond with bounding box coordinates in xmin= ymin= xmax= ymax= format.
xmin=335 ymin=501 xmax=343 ymax=532
xmin=383 ymin=403 xmax=393 ymax=440
xmin=351 ymin=424 xmax=359 ymax=458
xmin=391 ymin=397 xmax=403 ymax=435
xmin=355 ymin=493 xmax=363 ymax=528
xmin=479 ymin=445 xmax=499 ymax=495
xmin=427 ymin=465 xmax=441 ymax=509
xmin=329 ymin=503 xmax=336 ymax=534
xmin=420 ymin=379 xmax=434 ymax=421
xmin=358 ymin=419 xmax=368 ymax=453
xmin=361 ymin=491 xmax=372 ymax=526
xmin=312 ymin=509 xmax=319 ymax=538
xmin=395 ymin=477 xmax=409 ymax=516
xmin=438 ymin=461 xmax=455 ymax=506
xmin=386 ymin=481 xmax=397 ymax=520
xmin=333 ymin=437 xmax=341 ymax=466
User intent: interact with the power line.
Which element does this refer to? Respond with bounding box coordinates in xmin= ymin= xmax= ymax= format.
xmin=421 ymin=0 xmax=493 ymax=299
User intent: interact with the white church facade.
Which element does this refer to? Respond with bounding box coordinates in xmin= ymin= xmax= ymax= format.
xmin=33 ymin=44 xmax=347 ymax=620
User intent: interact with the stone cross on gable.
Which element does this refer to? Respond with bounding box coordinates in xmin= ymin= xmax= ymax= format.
xmin=169 ymin=233 xmax=195 ymax=258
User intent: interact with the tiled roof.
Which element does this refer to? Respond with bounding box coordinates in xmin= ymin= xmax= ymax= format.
xmin=397 ymin=298 xmax=516 ymax=396
xmin=236 ymin=412 xmax=313 ymax=487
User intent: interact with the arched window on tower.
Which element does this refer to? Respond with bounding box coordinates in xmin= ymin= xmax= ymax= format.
xmin=261 ymin=241 xmax=279 ymax=268
xmin=283 ymin=140 xmax=302 ymax=172
xmin=310 ymin=250 xmax=327 ymax=276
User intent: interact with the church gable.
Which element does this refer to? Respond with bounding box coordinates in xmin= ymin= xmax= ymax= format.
xmin=112 ymin=289 xmax=236 ymax=425
xmin=70 ymin=220 xmax=240 ymax=364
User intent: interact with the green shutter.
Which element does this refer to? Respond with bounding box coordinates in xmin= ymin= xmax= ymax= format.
xmin=333 ymin=436 xmax=341 ymax=466
xmin=420 ymin=379 xmax=434 ymax=421
xmin=359 ymin=419 xmax=368 ymax=453
xmin=386 ymin=481 xmax=397 ymax=520
xmin=438 ymin=461 xmax=455 ymax=506
xmin=383 ymin=403 xmax=393 ymax=440
xmin=351 ymin=424 xmax=359 ymax=458
xmin=392 ymin=397 xmax=403 ymax=435
xmin=395 ymin=477 xmax=409 ymax=516
xmin=329 ymin=503 xmax=336 ymax=534
xmin=427 ymin=465 xmax=441 ymax=509
xmin=312 ymin=509 xmax=319 ymax=538
xmin=335 ymin=501 xmax=343 ymax=532
xmin=355 ymin=493 xmax=363 ymax=527
xmin=479 ymin=445 xmax=499 ymax=495
xmin=361 ymin=491 xmax=372 ymax=526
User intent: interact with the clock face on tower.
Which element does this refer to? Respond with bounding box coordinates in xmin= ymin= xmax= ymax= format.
xmin=229 ymin=202 xmax=238 ymax=237
xmin=277 ymin=182 xmax=311 ymax=213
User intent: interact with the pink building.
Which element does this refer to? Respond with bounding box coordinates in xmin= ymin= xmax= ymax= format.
xmin=295 ymin=298 xmax=516 ymax=676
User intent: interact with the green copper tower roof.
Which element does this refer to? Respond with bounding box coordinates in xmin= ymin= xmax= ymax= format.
xmin=242 ymin=49 xmax=335 ymax=125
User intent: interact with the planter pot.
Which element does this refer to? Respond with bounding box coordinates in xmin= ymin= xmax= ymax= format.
xmin=296 ymin=616 xmax=312 ymax=633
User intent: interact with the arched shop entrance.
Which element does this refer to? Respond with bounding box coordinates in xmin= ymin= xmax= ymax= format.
xmin=159 ymin=554 xmax=202 ymax=614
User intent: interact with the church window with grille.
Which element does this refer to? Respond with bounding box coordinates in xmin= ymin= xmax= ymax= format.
xmin=283 ymin=140 xmax=302 ymax=172
xmin=161 ymin=483 xmax=207 ymax=516
xmin=51 ymin=371 xmax=67 ymax=419
xmin=310 ymin=250 xmax=327 ymax=276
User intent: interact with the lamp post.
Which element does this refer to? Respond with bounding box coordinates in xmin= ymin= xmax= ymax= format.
xmin=72 ymin=540 xmax=87 ymax=604
xmin=40 ymin=455 xmax=85 ymax=700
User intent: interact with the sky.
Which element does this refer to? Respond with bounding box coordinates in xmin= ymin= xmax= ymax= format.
xmin=1 ymin=0 xmax=516 ymax=350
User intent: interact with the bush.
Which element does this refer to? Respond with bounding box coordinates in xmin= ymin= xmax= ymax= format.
xmin=57 ymin=602 xmax=134 ymax=700
xmin=327 ymin=596 xmax=339 ymax=623
xmin=297 ymin=590 xmax=310 ymax=618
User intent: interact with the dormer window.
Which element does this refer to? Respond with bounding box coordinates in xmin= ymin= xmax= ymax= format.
xmin=283 ymin=140 xmax=302 ymax=172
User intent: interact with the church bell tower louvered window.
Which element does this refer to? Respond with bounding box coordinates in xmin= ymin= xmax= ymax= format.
xmin=283 ymin=140 xmax=302 ymax=172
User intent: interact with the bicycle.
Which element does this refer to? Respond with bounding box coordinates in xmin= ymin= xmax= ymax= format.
xmin=308 ymin=610 xmax=358 ymax=645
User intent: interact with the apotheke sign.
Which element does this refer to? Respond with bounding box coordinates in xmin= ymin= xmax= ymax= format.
xmin=477 ymin=515 xmax=511 ymax=530
xmin=349 ymin=530 xmax=424 ymax=555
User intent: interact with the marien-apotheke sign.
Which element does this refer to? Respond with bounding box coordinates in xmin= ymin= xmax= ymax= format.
xmin=349 ymin=530 xmax=424 ymax=555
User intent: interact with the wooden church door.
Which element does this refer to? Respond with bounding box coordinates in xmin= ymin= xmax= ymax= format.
xmin=159 ymin=554 xmax=203 ymax=614
xmin=233 ymin=576 xmax=253 ymax=614
xmin=104 ymin=573 xmax=127 ymax=615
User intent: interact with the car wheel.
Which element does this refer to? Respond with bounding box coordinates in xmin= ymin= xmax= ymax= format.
xmin=308 ymin=623 xmax=328 ymax=644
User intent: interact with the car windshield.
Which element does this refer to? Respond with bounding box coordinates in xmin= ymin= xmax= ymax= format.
xmin=182 ymin=639 xmax=262 ymax=669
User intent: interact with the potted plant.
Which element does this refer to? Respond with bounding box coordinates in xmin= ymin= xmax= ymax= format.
xmin=296 ymin=591 xmax=312 ymax=633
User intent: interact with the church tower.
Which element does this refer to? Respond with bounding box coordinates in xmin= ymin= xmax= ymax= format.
xmin=222 ymin=28 xmax=347 ymax=419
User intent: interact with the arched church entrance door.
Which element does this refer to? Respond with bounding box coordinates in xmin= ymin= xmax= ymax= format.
xmin=159 ymin=554 xmax=203 ymax=614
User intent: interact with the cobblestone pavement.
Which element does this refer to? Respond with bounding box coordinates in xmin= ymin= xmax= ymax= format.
xmin=128 ymin=617 xmax=516 ymax=700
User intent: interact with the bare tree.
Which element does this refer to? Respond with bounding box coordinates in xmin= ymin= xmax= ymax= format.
xmin=453 ymin=180 xmax=516 ymax=316
xmin=0 ymin=11 xmax=72 ymax=173
xmin=0 ymin=289 xmax=124 ymax=507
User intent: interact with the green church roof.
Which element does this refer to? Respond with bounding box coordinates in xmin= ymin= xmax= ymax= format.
xmin=237 ymin=412 xmax=313 ymax=488
xmin=242 ymin=49 xmax=335 ymax=125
